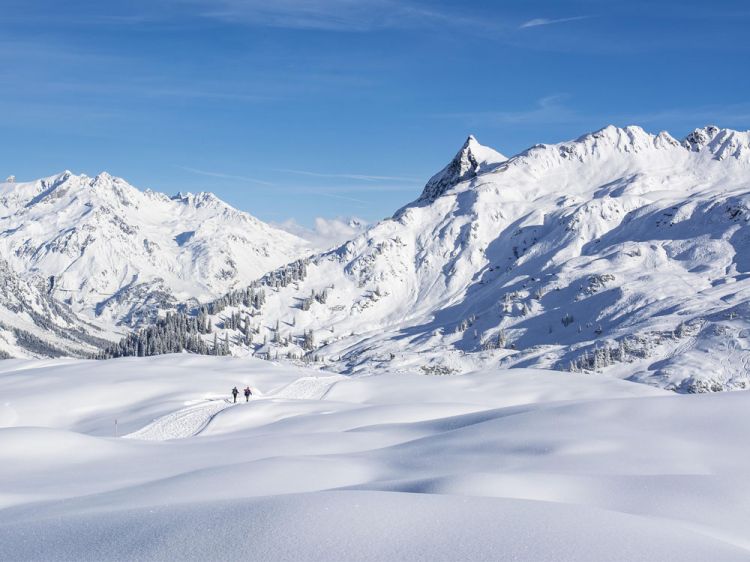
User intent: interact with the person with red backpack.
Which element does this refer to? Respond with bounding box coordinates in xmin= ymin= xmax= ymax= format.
xmin=244 ymin=386 xmax=252 ymax=402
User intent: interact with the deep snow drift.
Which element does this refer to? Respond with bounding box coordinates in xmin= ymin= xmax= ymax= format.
xmin=1 ymin=356 xmax=749 ymax=560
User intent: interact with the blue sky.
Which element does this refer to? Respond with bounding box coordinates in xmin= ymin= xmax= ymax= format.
xmin=2 ymin=0 xmax=750 ymax=226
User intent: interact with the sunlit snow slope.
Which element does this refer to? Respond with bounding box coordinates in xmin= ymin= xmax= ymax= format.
xmin=0 ymin=171 xmax=310 ymax=327
xmin=188 ymin=126 xmax=750 ymax=392
xmin=0 ymin=258 xmax=110 ymax=358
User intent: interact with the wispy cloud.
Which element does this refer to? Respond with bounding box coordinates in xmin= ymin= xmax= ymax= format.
xmin=520 ymin=16 xmax=592 ymax=29
xmin=177 ymin=166 xmax=417 ymax=204
xmin=443 ymin=96 xmax=750 ymax=141
xmin=445 ymin=95 xmax=581 ymax=126
xmin=275 ymin=216 xmax=368 ymax=249
xmin=312 ymin=191 xmax=371 ymax=205
xmin=193 ymin=0 xmax=388 ymax=31
xmin=178 ymin=166 xmax=275 ymax=186
xmin=624 ymin=104 xmax=750 ymax=124
xmin=178 ymin=0 xmax=502 ymax=33
xmin=5 ymin=0 xmax=505 ymax=34
xmin=276 ymin=168 xmax=422 ymax=183
xmin=618 ymin=103 xmax=750 ymax=131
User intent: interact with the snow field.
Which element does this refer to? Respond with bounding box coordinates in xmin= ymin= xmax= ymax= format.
xmin=1 ymin=355 xmax=749 ymax=560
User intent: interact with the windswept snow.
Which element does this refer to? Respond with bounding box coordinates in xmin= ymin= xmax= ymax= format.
xmin=1 ymin=356 xmax=750 ymax=560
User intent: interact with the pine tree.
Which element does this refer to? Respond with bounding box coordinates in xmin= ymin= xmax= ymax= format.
xmin=303 ymin=329 xmax=315 ymax=351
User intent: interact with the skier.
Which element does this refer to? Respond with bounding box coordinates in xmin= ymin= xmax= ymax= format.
xmin=231 ymin=386 xmax=239 ymax=403
xmin=244 ymin=386 xmax=252 ymax=402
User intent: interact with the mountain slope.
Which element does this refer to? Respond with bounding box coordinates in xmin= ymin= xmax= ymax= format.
xmin=0 ymin=172 xmax=311 ymax=326
xmin=0 ymin=258 xmax=111 ymax=358
xmin=157 ymin=125 xmax=750 ymax=392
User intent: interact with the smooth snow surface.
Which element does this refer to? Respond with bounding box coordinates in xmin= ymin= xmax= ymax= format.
xmin=1 ymin=355 xmax=749 ymax=560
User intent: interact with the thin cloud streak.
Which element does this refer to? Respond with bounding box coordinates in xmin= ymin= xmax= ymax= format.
xmin=179 ymin=166 xmax=275 ymax=186
xmin=447 ymin=97 xmax=750 ymax=130
xmin=441 ymin=96 xmax=750 ymax=150
xmin=179 ymin=0 xmax=504 ymax=33
xmin=520 ymin=16 xmax=592 ymax=29
xmin=313 ymin=191 xmax=370 ymax=205
xmin=175 ymin=166 xmax=416 ymax=204
xmin=276 ymin=168 xmax=422 ymax=183
xmin=622 ymin=103 xmax=750 ymax=128
xmin=444 ymin=95 xmax=580 ymax=126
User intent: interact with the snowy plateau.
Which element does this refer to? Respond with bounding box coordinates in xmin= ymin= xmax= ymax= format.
xmin=3 ymin=125 xmax=750 ymax=560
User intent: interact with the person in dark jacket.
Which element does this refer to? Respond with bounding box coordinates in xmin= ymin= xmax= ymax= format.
xmin=231 ymin=386 xmax=239 ymax=403
xmin=244 ymin=386 xmax=252 ymax=402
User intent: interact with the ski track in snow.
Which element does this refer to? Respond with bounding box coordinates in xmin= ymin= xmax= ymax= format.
xmin=123 ymin=399 xmax=233 ymax=441
xmin=124 ymin=375 xmax=346 ymax=441
xmin=269 ymin=375 xmax=346 ymax=400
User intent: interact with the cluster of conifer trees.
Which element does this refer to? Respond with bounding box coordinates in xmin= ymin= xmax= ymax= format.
xmin=98 ymin=259 xmax=311 ymax=359
xmin=99 ymin=311 xmax=226 ymax=358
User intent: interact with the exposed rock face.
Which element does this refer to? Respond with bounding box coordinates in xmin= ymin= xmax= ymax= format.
xmin=419 ymin=135 xmax=506 ymax=202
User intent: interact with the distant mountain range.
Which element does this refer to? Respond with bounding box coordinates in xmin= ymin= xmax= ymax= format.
xmin=4 ymin=125 xmax=750 ymax=392
xmin=0 ymin=171 xmax=310 ymax=327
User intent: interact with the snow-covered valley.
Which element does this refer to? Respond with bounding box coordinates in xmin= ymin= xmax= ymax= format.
xmin=6 ymin=0 xmax=750 ymax=557
xmin=1 ymin=356 xmax=749 ymax=561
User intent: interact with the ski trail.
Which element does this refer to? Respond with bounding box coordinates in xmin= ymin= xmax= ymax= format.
xmin=269 ymin=375 xmax=347 ymax=400
xmin=123 ymin=399 xmax=233 ymax=441
xmin=124 ymin=375 xmax=347 ymax=441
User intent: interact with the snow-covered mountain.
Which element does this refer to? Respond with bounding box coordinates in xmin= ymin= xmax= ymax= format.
xmin=145 ymin=125 xmax=750 ymax=392
xmin=0 ymin=172 xmax=311 ymax=327
xmin=0 ymin=258 xmax=110 ymax=358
